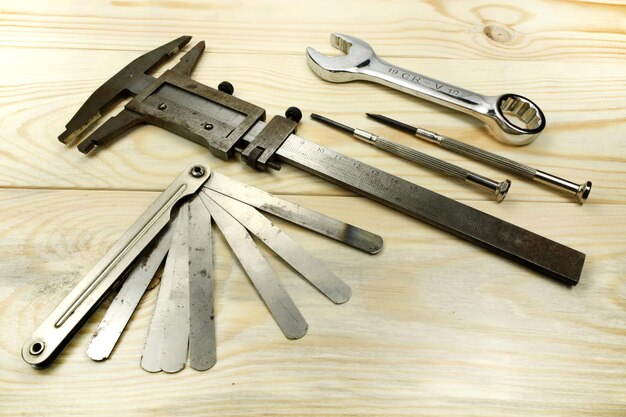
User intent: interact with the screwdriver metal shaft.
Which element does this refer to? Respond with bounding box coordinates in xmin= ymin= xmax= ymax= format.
xmin=367 ymin=113 xmax=592 ymax=204
xmin=310 ymin=114 xmax=511 ymax=202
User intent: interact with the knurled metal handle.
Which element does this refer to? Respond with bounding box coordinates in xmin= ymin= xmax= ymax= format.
xmin=417 ymin=128 xmax=537 ymax=179
xmin=413 ymin=127 xmax=591 ymax=204
xmin=352 ymin=129 xmax=510 ymax=202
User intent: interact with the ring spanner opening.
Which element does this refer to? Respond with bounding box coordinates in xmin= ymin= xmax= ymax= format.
xmin=497 ymin=94 xmax=545 ymax=133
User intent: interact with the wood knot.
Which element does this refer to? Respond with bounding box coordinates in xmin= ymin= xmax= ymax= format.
xmin=483 ymin=24 xmax=515 ymax=43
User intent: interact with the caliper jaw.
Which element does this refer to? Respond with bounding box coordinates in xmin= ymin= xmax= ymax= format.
xmin=65 ymin=36 xmax=301 ymax=171
xmin=76 ymin=41 xmax=209 ymax=154
xmin=59 ymin=36 xmax=194 ymax=146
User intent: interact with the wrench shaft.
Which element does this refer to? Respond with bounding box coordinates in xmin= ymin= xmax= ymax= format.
xmin=364 ymin=59 xmax=494 ymax=123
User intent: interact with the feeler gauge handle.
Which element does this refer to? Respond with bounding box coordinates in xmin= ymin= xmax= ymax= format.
xmin=21 ymin=164 xmax=210 ymax=368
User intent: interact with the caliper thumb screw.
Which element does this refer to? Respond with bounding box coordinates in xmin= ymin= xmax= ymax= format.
xmin=218 ymin=81 xmax=234 ymax=95
xmin=285 ymin=106 xmax=302 ymax=122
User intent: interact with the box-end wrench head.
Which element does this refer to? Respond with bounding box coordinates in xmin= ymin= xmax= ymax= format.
xmin=306 ymin=33 xmax=546 ymax=146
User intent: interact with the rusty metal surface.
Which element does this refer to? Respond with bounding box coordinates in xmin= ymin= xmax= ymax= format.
xmin=57 ymin=36 xmax=586 ymax=286
xmin=242 ymin=115 xmax=297 ymax=170
xmin=58 ymin=36 xmax=192 ymax=145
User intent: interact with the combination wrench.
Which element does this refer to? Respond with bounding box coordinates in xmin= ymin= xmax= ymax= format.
xmin=307 ymin=33 xmax=546 ymax=146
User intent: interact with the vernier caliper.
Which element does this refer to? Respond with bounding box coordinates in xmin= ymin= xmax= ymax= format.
xmin=56 ymin=36 xmax=585 ymax=285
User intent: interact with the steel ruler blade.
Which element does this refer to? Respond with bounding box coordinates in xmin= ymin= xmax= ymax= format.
xmin=272 ymin=134 xmax=585 ymax=285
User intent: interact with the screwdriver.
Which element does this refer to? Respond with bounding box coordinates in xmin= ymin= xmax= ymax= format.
xmin=366 ymin=113 xmax=592 ymax=204
xmin=310 ymin=114 xmax=511 ymax=202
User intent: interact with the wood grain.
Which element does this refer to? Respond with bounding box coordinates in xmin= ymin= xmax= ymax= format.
xmin=2 ymin=0 xmax=625 ymax=61
xmin=1 ymin=49 xmax=624 ymax=203
xmin=0 ymin=190 xmax=625 ymax=416
xmin=1 ymin=0 xmax=625 ymax=416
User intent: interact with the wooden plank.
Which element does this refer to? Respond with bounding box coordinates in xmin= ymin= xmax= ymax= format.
xmin=0 ymin=188 xmax=625 ymax=416
xmin=0 ymin=48 xmax=624 ymax=203
xmin=1 ymin=0 xmax=625 ymax=62
xmin=1 ymin=1 xmax=625 ymax=416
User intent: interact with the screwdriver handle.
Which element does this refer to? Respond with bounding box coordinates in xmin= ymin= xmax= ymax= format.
xmin=414 ymin=127 xmax=591 ymax=204
xmin=352 ymin=129 xmax=510 ymax=202
xmin=416 ymin=128 xmax=535 ymax=177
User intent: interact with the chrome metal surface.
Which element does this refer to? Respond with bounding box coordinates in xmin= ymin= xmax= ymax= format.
xmin=307 ymin=33 xmax=546 ymax=145
xmin=205 ymin=189 xmax=351 ymax=304
xmin=535 ymin=171 xmax=592 ymax=205
xmin=86 ymin=225 xmax=174 ymax=361
xmin=367 ymin=113 xmax=592 ymax=204
xmin=22 ymin=163 xmax=210 ymax=368
xmin=200 ymin=193 xmax=308 ymax=339
xmin=141 ymin=203 xmax=191 ymax=373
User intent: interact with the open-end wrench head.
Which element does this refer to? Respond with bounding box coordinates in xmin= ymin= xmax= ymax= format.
xmin=58 ymin=36 xmax=192 ymax=144
xmin=306 ymin=33 xmax=376 ymax=83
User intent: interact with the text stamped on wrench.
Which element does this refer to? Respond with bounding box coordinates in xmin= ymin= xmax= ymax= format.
xmin=386 ymin=67 xmax=473 ymax=99
xmin=307 ymin=33 xmax=546 ymax=146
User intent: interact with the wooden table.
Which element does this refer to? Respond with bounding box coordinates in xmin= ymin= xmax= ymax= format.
xmin=1 ymin=1 xmax=625 ymax=415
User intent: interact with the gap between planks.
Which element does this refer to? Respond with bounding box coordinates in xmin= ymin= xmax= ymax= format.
xmin=0 ymin=185 xmax=616 ymax=207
